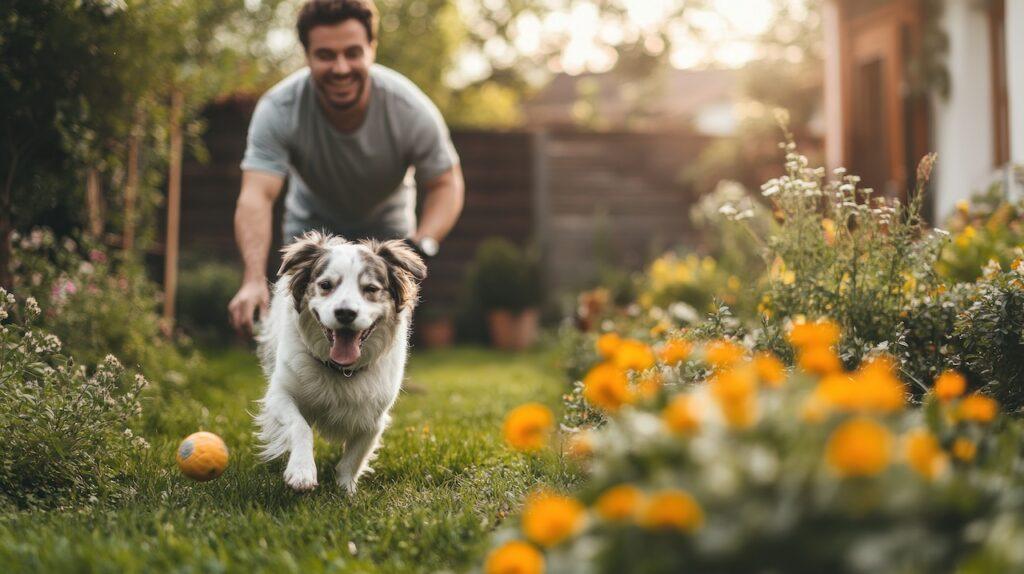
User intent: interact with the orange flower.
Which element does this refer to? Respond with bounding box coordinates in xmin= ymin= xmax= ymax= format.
xmin=639 ymin=489 xmax=704 ymax=532
xmin=659 ymin=339 xmax=693 ymax=366
xmin=503 ymin=403 xmax=555 ymax=452
xmin=636 ymin=371 xmax=663 ymax=400
xmin=952 ymin=438 xmax=977 ymax=462
xmin=852 ymin=357 xmax=905 ymax=413
xmin=934 ymin=371 xmax=966 ymax=402
xmin=710 ymin=367 xmax=758 ymax=429
xmin=522 ymin=491 xmax=586 ymax=547
xmin=582 ymin=363 xmax=634 ymax=412
xmin=826 ymin=417 xmax=893 ymax=478
xmin=798 ymin=345 xmax=842 ymax=376
xmin=788 ymin=320 xmax=841 ymax=350
xmin=485 ymin=541 xmax=545 ymax=574
xmin=596 ymin=332 xmax=622 ymax=360
xmin=595 ymin=484 xmax=645 ymax=522
xmin=613 ymin=339 xmax=656 ymax=371
xmin=753 ymin=352 xmax=786 ymax=388
xmin=704 ymin=340 xmax=744 ymax=367
xmin=662 ymin=394 xmax=701 ymax=434
xmin=958 ymin=394 xmax=998 ymax=423
xmin=821 ymin=218 xmax=837 ymax=245
xmin=904 ymin=428 xmax=948 ymax=480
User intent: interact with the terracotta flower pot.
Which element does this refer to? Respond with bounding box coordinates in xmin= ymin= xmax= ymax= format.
xmin=418 ymin=316 xmax=455 ymax=349
xmin=487 ymin=308 xmax=539 ymax=351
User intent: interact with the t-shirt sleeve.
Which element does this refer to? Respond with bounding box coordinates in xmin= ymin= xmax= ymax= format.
xmin=404 ymin=94 xmax=459 ymax=185
xmin=240 ymin=98 xmax=290 ymax=177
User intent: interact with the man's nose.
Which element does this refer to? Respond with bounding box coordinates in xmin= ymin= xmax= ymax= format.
xmin=331 ymin=56 xmax=351 ymax=75
xmin=334 ymin=307 xmax=357 ymax=324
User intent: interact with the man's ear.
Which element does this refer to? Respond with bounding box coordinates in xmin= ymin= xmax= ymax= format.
xmin=279 ymin=231 xmax=333 ymax=312
xmin=369 ymin=239 xmax=427 ymax=311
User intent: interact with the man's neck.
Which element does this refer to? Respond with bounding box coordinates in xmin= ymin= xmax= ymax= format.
xmin=318 ymin=77 xmax=373 ymax=133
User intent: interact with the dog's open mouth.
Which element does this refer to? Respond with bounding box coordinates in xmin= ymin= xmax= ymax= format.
xmin=322 ymin=320 xmax=378 ymax=367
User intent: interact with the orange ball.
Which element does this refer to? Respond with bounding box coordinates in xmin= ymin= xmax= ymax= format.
xmin=176 ymin=431 xmax=229 ymax=481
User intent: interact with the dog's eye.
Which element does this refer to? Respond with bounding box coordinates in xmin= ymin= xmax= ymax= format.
xmin=364 ymin=285 xmax=381 ymax=294
xmin=318 ymin=280 xmax=332 ymax=291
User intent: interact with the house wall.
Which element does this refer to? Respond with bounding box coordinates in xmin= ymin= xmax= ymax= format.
xmin=931 ymin=0 xmax=997 ymax=220
xmin=1008 ymin=0 xmax=1024 ymax=200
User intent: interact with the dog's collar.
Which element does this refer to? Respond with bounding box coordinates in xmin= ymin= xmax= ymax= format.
xmin=312 ymin=353 xmax=365 ymax=378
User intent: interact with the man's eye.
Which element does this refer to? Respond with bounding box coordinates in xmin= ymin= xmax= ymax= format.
xmin=318 ymin=280 xmax=332 ymax=291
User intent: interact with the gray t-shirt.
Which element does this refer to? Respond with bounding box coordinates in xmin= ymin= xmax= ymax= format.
xmin=241 ymin=65 xmax=459 ymax=241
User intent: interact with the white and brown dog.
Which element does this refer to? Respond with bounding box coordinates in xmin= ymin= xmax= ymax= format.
xmin=254 ymin=231 xmax=426 ymax=493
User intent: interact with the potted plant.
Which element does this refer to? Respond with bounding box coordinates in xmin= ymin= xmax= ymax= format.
xmin=471 ymin=238 xmax=542 ymax=351
xmin=416 ymin=305 xmax=456 ymax=349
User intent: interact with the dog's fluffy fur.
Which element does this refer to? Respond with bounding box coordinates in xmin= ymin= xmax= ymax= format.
xmin=254 ymin=231 xmax=426 ymax=492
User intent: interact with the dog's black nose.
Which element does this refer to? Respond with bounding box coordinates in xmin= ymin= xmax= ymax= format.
xmin=334 ymin=308 xmax=357 ymax=324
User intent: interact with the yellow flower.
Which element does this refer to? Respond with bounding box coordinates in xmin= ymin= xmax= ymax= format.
xmin=788 ymin=320 xmax=841 ymax=350
xmin=613 ymin=339 xmax=656 ymax=371
xmin=904 ymin=428 xmax=948 ymax=480
xmin=522 ymin=491 xmax=586 ymax=547
xmin=934 ymin=371 xmax=966 ymax=402
xmin=662 ymin=394 xmax=701 ymax=434
xmin=485 ymin=541 xmax=545 ymax=574
xmin=596 ymin=333 xmax=622 ymax=360
xmin=952 ymin=438 xmax=977 ymax=462
xmin=659 ymin=339 xmax=693 ymax=366
xmin=753 ymin=352 xmax=786 ymax=388
xmin=639 ymin=489 xmax=704 ymax=532
xmin=503 ymin=403 xmax=555 ymax=453
xmin=956 ymin=199 xmax=970 ymax=215
xmin=957 ymin=394 xmax=998 ymax=423
xmin=595 ymin=484 xmax=645 ymax=522
xmin=798 ymin=345 xmax=842 ymax=376
xmin=583 ymin=363 xmax=634 ymax=413
xmin=649 ymin=321 xmax=670 ymax=338
xmin=826 ymin=417 xmax=893 ymax=478
xmin=705 ymin=340 xmax=744 ymax=367
xmin=821 ymin=218 xmax=837 ymax=245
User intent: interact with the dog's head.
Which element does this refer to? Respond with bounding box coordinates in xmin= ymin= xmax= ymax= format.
xmin=279 ymin=231 xmax=427 ymax=368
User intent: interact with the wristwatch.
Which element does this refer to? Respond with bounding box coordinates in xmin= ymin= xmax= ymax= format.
xmin=404 ymin=236 xmax=439 ymax=259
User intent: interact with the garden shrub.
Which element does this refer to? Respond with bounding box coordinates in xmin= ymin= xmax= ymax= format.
xmin=176 ymin=258 xmax=242 ymax=346
xmin=471 ymin=238 xmax=542 ymax=312
xmin=492 ymin=329 xmax=1024 ymax=573
xmin=0 ymin=289 xmax=149 ymax=509
xmin=937 ymin=184 xmax=1024 ymax=284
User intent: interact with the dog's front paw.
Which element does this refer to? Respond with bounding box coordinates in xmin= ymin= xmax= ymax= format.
xmin=335 ymin=472 xmax=360 ymax=495
xmin=284 ymin=460 xmax=318 ymax=492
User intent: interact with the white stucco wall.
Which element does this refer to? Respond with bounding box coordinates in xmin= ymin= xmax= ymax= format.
xmin=931 ymin=0 xmax=996 ymax=221
xmin=1007 ymin=0 xmax=1024 ymax=200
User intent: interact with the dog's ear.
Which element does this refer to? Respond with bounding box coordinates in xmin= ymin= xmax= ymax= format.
xmin=373 ymin=239 xmax=427 ymax=311
xmin=279 ymin=231 xmax=332 ymax=312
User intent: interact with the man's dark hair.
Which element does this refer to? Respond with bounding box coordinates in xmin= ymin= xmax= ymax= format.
xmin=297 ymin=0 xmax=379 ymax=51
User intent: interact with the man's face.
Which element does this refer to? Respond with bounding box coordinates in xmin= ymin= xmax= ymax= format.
xmin=306 ymin=20 xmax=375 ymax=112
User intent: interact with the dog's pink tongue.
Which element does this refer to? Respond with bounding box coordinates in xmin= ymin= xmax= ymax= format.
xmin=330 ymin=330 xmax=361 ymax=366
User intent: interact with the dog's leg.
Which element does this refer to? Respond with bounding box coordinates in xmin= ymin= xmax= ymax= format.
xmin=258 ymin=390 xmax=318 ymax=492
xmin=335 ymin=420 xmax=388 ymax=495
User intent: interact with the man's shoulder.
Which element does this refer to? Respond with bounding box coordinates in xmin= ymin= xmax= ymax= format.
xmin=259 ymin=68 xmax=311 ymax=110
xmin=371 ymin=65 xmax=438 ymax=116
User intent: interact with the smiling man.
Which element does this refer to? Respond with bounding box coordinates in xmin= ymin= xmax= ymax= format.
xmin=229 ymin=0 xmax=464 ymax=335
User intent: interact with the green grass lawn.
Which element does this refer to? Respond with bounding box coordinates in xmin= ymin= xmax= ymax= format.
xmin=0 ymin=347 xmax=575 ymax=573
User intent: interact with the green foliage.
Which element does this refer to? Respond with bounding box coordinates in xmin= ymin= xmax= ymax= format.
xmin=470 ymin=238 xmax=542 ymax=312
xmin=176 ymin=258 xmax=242 ymax=347
xmin=9 ymin=229 xmax=200 ymax=388
xmin=937 ymin=184 xmax=1024 ymax=284
xmin=0 ymin=289 xmax=148 ymax=509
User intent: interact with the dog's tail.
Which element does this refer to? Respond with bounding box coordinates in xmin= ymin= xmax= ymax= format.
xmin=253 ymin=397 xmax=290 ymax=462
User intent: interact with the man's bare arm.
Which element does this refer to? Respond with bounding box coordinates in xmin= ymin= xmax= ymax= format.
xmin=228 ymin=170 xmax=285 ymax=335
xmin=412 ymin=164 xmax=465 ymax=243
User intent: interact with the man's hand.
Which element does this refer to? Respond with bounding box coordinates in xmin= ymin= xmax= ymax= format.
xmin=229 ymin=279 xmax=270 ymax=337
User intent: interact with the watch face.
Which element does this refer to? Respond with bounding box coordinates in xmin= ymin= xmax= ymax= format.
xmin=420 ymin=237 xmax=439 ymax=257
